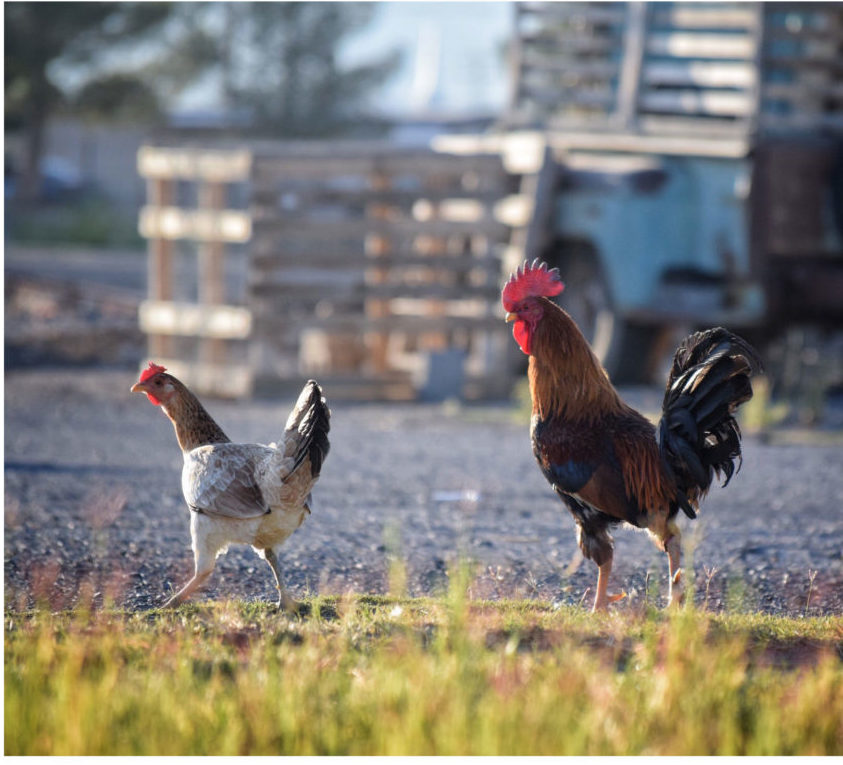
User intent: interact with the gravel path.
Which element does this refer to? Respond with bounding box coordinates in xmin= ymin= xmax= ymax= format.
xmin=5 ymin=366 xmax=842 ymax=615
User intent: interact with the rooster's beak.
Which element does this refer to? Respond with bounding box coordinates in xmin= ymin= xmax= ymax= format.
xmin=130 ymin=381 xmax=147 ymax=394
xmin=505 ymin=312 xmax=516 ymax=323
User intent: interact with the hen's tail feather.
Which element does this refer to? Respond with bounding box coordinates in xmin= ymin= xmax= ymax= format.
xmin=659 ymin=328 xmax=761 ymax=518
xmin=285 ymin=380 xmax=331 ymax=477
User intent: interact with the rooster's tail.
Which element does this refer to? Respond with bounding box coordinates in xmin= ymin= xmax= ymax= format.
xmin=658 ymin=328 xmax=761 ymax=518
xmin=284 ymin=380 xmax=331 ymax=478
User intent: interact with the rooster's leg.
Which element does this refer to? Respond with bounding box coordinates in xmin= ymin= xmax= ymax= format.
xmin=264 ymin=548 xmax=299 ymax=613
xmin=665 ymin=524 xmax=684 ymax=607
xmin=592 ymin=558 xmax=613 ymax=612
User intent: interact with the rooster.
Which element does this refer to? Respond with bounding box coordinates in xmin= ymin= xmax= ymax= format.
xmin=131 ymin=363 xmax=330 ymax=611
xmin=502 ymin=260 xmax=760 ymax=611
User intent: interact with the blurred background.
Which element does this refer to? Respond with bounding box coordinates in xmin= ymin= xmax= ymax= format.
xmin=6 ymin=1 xmax=843 ymax=426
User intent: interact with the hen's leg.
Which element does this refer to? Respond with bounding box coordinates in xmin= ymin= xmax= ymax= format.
xmin=264 ymin=547 xmax=299 ymax=613
xmin=163 ymin=543 xmax=215 ymax=608
xmin=664 ymin=521 xmax=684 ymax=607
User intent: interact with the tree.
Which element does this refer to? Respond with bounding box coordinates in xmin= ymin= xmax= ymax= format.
xmin=73 ymin=73 xmax=163 ymax=124
xmin=215 ymin=3 xmax=400 ymax=137
xmin=5 ymin=2 xmax=174 ymax=202
xmin=5 ymin=2 xmax=400 ymax=201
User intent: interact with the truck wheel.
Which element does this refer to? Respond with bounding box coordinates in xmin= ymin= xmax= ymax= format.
xmin=553 ymin=249 xmax=653 ymax=383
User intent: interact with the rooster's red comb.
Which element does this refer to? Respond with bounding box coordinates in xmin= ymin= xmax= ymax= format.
xmin=501 ymin=259 xmax=564 ymax=311
xmin=139 ymin=362 xmax=167 ymax=383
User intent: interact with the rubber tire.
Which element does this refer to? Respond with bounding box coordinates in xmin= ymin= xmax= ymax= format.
xmin=550 ymin=246 xmax=655 ymax=384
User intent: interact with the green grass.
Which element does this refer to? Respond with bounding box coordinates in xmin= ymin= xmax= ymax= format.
xmin=5 ymin=592 xmax=842 ymax=756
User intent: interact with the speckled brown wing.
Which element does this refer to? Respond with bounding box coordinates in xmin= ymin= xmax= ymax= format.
xmin=182 ymin=443 xmax=271 ymax=519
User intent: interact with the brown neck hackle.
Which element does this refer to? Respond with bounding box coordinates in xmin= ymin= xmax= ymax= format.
xmin=527 ymin=298 xmax=625 ymax=422
xmin=160 ymin=376 xmax=230 ymax=452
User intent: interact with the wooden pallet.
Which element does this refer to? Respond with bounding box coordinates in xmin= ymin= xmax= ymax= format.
xmin=136 ymin=145 xmax=252 ymax=397
xmin=248 ymin=142 xmax=515 ymax=400
xmin=136 ymin=142 xmax=519 ymax=400
xmin=508 ymin=2 xmax=843 ymax=138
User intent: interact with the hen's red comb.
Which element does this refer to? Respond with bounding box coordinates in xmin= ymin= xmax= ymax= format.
xmin=139 ymin=362 xmax=167 ymax=383
xmin=501 ymin=259 xmax=564 ymax=311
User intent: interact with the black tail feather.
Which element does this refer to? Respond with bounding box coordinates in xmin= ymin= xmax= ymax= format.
xmin=286 ymin=380 xmax=331 ymax=477
xmin=659 ymin=328 xmax=761 ymax=517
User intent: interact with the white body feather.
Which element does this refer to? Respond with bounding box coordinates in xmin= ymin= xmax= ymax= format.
xmin=182 ymin=441 xmax=316 ymax=552
xmin=163 ymin=380 xmax=329 ymax=608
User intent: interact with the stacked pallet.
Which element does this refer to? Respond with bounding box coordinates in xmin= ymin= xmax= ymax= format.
xmin=248 ymin=142 xmax=514 ymax=400
xmin=508 ymin=2 xmax=842 ymax=136
xmin=136 ymin=142 xmax=517 ymax=400
xmin=136 ymin=146 xmax=252 ymax=397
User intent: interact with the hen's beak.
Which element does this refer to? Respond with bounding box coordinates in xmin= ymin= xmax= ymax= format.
xmin=130 ymin=381 xmax=147 ymax=394
xmin=505 ymin=312 xmax=517 ymax=323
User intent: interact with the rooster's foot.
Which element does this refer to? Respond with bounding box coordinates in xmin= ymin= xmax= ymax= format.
xmin=668 ymin=568 xmax=685 ymax=607
xmin=591 ymin=591 xmax=627 ymax=613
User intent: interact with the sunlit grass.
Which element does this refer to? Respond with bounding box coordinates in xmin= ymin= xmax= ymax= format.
xmin=5 ymin=593 xmax=842 ymax=755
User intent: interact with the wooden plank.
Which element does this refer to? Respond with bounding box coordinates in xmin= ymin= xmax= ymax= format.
xmin=252 ymin=152 xmax=506 ymax=182
xmin=252 ymin=186 xmax=508 ymax=207
xmin=526 ymin=128 xmax=748 ymax=158
xmin=145 ymin=177 xmax=175 ymax=359
xmin=650 ymin=5 xmax=756 ymax=30
xmin=543 ymin=111 xmax=748 ymax=136
xmin=746 ymin=2 xmax=765 ymax=136
xmin=361 ymin=283 xmax=501 ymax=301
xmin=647 ymin=32 xmax=755 ymax=59
xmin=251 ymin=252 xmax=500 ymax=272
xmin=137 ymin=146 xmax=251 ymax=182
xmin=143 ymin=358 xmax=251 ymax=398
xmin=517 ymin=32 xmax=618 ymax=54
xmin=139 ymin=206 xmax=252 ymax=243
xmin=517 ymin=2 xmax=625 ymax=26
xmin=248 ymin=280 xmax=500 ymax=302
xmin=639 ymin=89 xmax=753 ymax=117
xmin=250 ymin=236 xmax=364 ymax=260
xmin=197 ymin=182 xmax=229 ymax=305
xmin=251 ymin=370 xmax=416 ymax=402
xmin=197 ymin=181 xmax=228 ymax=367
xmin=250 ymin=216 xmax=511 ymax=240
xmin=519 ymin=55 xmax=618 ymax=79
xmin=643 ymin=60 xmax=756 ymax=88
xmin=521 ymin=84 xmax=616 ymax=109
xmin=636 ymin=114 xmax=749 ymax=135
xmin=364 ymin=167 xmax=393 ymax=374
xmin=616 ymin=1 xmax=649 ymax=127
xmin=254 ymin=312 xmax=502 ymax=333
xmin=139 ymin=300 xmax=252 ymax=339
xmin=252 ymin=199 xmax=499 ymax=226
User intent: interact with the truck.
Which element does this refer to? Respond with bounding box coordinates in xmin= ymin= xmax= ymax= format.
xmin=444 ymin=2 xmax=843 ymax=385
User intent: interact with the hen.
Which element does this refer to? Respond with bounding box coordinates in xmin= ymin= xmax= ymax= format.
xmin=131 ymin=363 xmax=330 ymax=610
xmin=502 ymin=260 xmax=761 ymax=611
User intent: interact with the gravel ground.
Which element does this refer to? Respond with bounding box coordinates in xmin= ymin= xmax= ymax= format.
xmin=5 ymin=365 xmax=842 ymax=616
